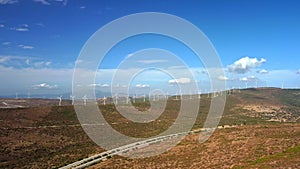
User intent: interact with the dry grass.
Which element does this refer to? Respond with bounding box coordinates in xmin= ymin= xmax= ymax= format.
xmin=0 ymin=88 xmax=299 ymax=168
xmin=91 ymin=124 xmax=300 ymax=169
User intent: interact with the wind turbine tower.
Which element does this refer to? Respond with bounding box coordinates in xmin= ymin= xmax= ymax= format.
xmin=83 ymin=95 xmax=87 ymax=106
xmin=70 ymin=95 xmax=75 ymax=105
xmin=115 ymin=93 xmax=118 ymax=105
xmin=103 ymin=95 xmax=106 ymax=105
xmin=58 ymin=96 xmax=62 ymax=106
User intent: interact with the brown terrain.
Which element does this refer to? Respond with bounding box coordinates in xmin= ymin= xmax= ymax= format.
xmin=92 ymin=124 xmax=300 ymax=169
xmin=0 ymin=88 xmax=299 ymax=168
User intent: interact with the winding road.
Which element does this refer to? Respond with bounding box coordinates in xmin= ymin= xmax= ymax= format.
xmin=59 ymin=127 xmax=215 ymax=169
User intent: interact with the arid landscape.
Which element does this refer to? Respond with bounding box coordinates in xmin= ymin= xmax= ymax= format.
xmin=1 ymin=1 xmax=300 ymax=168
xmin=0 ymin=88 xmax=299 ymax=168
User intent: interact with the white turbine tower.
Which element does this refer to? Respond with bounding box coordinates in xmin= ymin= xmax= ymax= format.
xmin=132 ymin=94 xmax=136 ymax=103
xmin=70 ymin=95 xmax=75 ymax=105
xmin=57 ymin=96 xmax=62 ymax=106
xmin=143 ymin=94 xmax=146 ymax=102
xmin=256 ymin=80 xmax=258 ymax=88
xmin=103 ymin=95 xmax=106 ymax=105
xmin=126 ymin=95 xmax=129 ymax=104
xmin=82 ymin=95 xmax=87 ymax=106
xmin=115 ymin=93 xmax=118 ymax=105
xmin=213 ymin=91 xmax=216 ymax=98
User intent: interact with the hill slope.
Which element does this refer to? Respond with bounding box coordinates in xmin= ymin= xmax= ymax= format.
xmin=0 ymin=88 xmax=299 ymax=168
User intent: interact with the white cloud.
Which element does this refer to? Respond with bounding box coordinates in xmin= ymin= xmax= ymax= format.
xmin=32 ymin=83 xmax=58 ymax=89
xmin=88 ymin=83 xmax=101 ymax=87
xmin=35 ymin=23 xmax=45 ymax=27
xmin=55 ymin=0 xmax=67 ymax=6
xmin=18 ymin=44 xmax=34 ymax=49
xmin=0 ymin=0 xmax=18 ymax=4
xmin=135 ymin=84 xmax=150 ymax=88
xmin=257 ymin=69 xmax=268 ymax=74
xmin=168 ymin=77 xmax=191 ymax=84
xmin=16 ymin=28 xmax=29 ymax=31
xmin=101 ymin=84 xmax=110 ymax=87
xmin=228 ymin=56 xmax=266 ymax=74
xmin=240 ymin=77 xmax=248 ymax=81
xmin=0 ymin=55 xmax=52 ymax=69
xmin=0 ymin=24 xmax=4 ymax=27
xmin=297 ymin=69 xmax=300 ymax=74
xmin=21 ymin=24 xmax=29 ymax=27
xmin=11 ymin=24 xmax=30 ymax=31
xmin=79 ymin=6 xmax=85 ymax=9
xmin=0 ymin=65 xmax=73 ymax=95
xmin=88 ymin=83 xmax=110 ymax=87
xmin=240 ymin=76 xmax=257 ymax=82
xmin=2 ymin=42 xmax=11 ymax=45
xmin=33 ymin=0 xmax=50 ymax=5
xmin=34 ymin=0 xmax=67 ymax=6
xmin=25 ymin=59 xmax=30 ymax=65
xmin=137 ymin=59 xmax=167 ymax=64
xmin=23 ymin=46 xmax=34 ymax=49
xmin=33 ymin=61 xmax=51 ymax=68
xmin=218 ymin=75 xmax=229 ymax=81
xmin=0 ymin=56 xmax=10 ymax=63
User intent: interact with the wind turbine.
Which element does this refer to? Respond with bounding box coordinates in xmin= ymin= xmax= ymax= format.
xmin=82 ymin=95 xmax=87 ymax=106
xmin=281 ymin=81 xmax=284 ymax=89
xmin=255 ymin=80 xmax=258 ymax=88
xmin=143 ymin=94 xmax=146 ymax=102
xmin=115 ymin=93 xmax=118 ymax=105
xmin=70 ymin=95 xmax=75 ymax=105
xmin=152 ymin=93 xmax=156 ymax=101
xmin=126 ymin=94 xmax=129 ymax=104
xmin=103 ymin=95 xmax=106 ymax=105
xmin=213 ymin=91 xmax=216 ymax=98
xmin=131 ymin=94 xmax=135 ymax=103
xmin=57 ymin=96 xmax=62 ymax=106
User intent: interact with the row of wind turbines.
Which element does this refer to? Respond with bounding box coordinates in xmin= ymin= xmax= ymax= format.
xmin=56 ymin=90 xmax=230 ymax=106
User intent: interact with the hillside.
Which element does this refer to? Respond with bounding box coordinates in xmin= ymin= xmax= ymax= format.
xmin=0 ymin=88 xmax=299 ymax=168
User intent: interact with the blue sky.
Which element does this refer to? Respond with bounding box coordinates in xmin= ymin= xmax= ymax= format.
xmin=0 ymin=0 xmax=300 ymax=97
